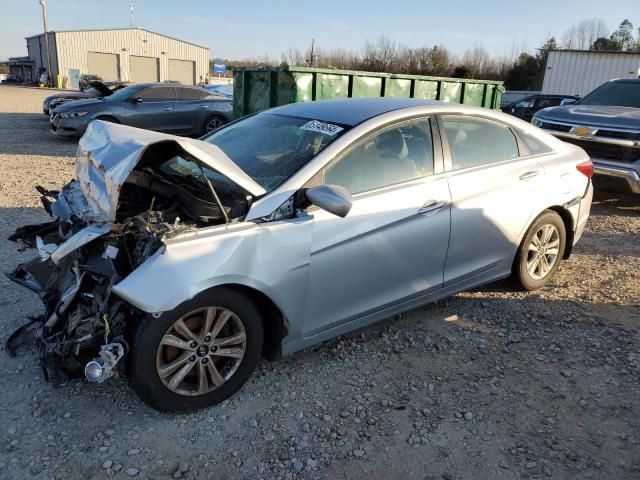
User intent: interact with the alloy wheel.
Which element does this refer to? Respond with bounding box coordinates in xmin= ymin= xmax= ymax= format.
xmin=155 ymin=307 xmax=246 ymax=396
xmin=526 ymin=224 xmax=560 ymax=280
xmin=206 ymin=117 xmax=225 ymax=132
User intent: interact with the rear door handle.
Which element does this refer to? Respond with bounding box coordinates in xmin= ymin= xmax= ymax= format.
xmin=418 ymin=200 xmax=449 ymax=215
xmin=200 ymin=105 xmax=209 ymax=109
xmin=519 ymin=170 xmax=540 ymax=180
xmin=164 ymin=107 xmax=172 ymax=112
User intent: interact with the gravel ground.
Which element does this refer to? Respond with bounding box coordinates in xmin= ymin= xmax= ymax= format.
xmin=0 ymin=85 xmax=638 ymax=480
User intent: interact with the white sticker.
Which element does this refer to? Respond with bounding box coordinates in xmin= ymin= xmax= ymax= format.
xmin=102 ymin=245 xmax=119 ymax=260
xmin=300 ymin=120 xmax=344 ymax=136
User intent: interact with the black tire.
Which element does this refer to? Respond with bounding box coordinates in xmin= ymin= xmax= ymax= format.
xmin=127 ymin=287 xmax=263 ymax=412
xmin=95 ymin=115 xmax=119 ymax=123
xmin=202 ymin=115 xmax=227 ymax=135
xmin=513 ymin=210 xmax=566 ymax=291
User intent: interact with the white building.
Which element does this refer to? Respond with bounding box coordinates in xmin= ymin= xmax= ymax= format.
xmin=24 ymin=27 xmax=209 ymax=86
xmin=542 ymin=50 xmax=640 ymax=97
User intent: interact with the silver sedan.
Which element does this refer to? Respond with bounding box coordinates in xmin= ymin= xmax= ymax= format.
xmin=9 ymin=98 xmax=593 ymax=411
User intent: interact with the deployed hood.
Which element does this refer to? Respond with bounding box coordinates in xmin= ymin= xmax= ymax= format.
xmin=89 ymin=80 xmax=113 ymax=97
xmin=537 ymin=104 xmax=640 ymax=130
xmin=77 ymin=121 xmax=267 ymax=222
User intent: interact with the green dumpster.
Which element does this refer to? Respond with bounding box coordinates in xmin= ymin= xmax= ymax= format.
xmin=232 ymin=66 xmax=504 ymax=118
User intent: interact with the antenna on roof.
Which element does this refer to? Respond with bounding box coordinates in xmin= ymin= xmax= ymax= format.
xmin=129 ymin=1 xmax=134 ymax=27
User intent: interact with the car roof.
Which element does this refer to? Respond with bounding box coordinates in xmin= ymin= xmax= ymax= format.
xmin=268 ymin=98 xmax=443 ymax=126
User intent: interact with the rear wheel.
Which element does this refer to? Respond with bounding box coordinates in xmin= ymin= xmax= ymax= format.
xmin=202 ymin=115 xmax=227 ymax=134
xmin=513 ymin=211 xmax=566 ymax=291
xmin=127 ymin=288 xmax=263 ymax=412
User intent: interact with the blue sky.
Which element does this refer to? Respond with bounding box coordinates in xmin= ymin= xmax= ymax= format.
xmin=1 ymin=0 xmax=637 ymax=61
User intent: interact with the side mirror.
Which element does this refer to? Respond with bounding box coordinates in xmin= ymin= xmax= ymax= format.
xmin=305 ymin=184 xmax=352 ymax=218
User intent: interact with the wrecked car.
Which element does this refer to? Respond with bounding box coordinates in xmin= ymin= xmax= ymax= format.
xmin=43 ymin=81 xmax=131 ymax=115
xmin=8 ymin=98 xmax=593 ymax=411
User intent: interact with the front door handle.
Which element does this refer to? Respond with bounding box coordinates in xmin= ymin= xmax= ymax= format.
xmin=200 ymin=105 xmax=209 ymax=109
xmin=164 ymin=107 xmax=172 ymax=112
xmin=418 ymin=200 xmax=449 ymax=215
xmin=519 ymin=170 xmax=540 ymax=180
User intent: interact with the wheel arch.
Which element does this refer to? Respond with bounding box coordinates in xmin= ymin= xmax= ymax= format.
xmin=547 ymin=206 xmax=575 ymax=259
xmin=208 ymin=283 xmax=287 ymax=361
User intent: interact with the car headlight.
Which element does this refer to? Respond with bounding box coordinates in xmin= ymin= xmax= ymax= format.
xmin=531 ymin=117 xmax=544 ymax=128
xmin=59 ymin=111 xmax=88 ymax=119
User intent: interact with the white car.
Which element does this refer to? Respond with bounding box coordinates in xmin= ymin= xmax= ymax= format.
xmin=8 ymin=98 xmax=593 ymax=411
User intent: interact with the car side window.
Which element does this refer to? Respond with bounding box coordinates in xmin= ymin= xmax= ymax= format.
xmin=515 ymin=98 xmax=534 ymax=108
xmin=136 ymin=87 xmax=174 ymax=101
xmin=322 ymin=118 xmax=434 ymax=195
xmin=535 ymin=98 xmax=560 ymax=109
xmin=176 ymin=87 xmax=209 ymax=101
xmin=442 ymin=116 xmax=519 ymax=170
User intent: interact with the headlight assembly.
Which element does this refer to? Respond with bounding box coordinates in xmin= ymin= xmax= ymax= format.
xmin=59 ymin=111 xmax=88 ymax=119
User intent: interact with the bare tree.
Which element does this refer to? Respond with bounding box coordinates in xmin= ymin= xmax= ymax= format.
xmin=562 ymin=18 xmax=609 ymax=49
xmin=361 ymin=35 xmax=397 ymax=72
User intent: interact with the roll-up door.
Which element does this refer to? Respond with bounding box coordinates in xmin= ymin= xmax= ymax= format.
xmin=168 ymin=59 xmax=195 ymax=85
xmin=130 ymin=56 xmax=159 ymax=83
xmin=87 ymin=52 xmax=120 ymax=80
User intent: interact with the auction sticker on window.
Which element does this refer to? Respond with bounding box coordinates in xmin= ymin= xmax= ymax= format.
xmin=300 ymin=120 xmax=344 ymax=136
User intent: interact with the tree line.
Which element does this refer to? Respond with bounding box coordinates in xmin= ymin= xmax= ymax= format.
xmin=220 ymin=18 xmax=640 ymax=91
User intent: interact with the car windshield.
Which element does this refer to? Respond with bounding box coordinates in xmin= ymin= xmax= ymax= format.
xmin=203 ymin=112 xmax=350 ymax=191
xmin=208 ymin=84 xmax=233 ymax=97
xmin=106 ymin=84 xmax=147 ymax=102
xmin=580 ymin=82 xmax=640 ymax=108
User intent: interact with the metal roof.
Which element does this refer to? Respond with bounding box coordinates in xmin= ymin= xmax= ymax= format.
xmin=269 ymin=98 xmax=444 ymax=126
xmin=24 ymin=27 xmax=208 ymax=50
xmin=543 ymin=49 xmax=640 ymax=56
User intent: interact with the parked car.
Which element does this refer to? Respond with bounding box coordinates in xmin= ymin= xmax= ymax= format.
xmin=533 ymin=79 xmax=640 ymax=194
xmin=201 ymin=84 xmax=233 ymax=98
xmin=43 ymin=81 xmax=130 ymax=115
xmin=9 ymin=98 xmax=592 ymax=411
xmin=49 ymin=83 xmax=232 ymax=137
xmin=502 ymin=94 xmax=578 ymax=121
xmin=79 ymin=74 xmax=102 ymax=91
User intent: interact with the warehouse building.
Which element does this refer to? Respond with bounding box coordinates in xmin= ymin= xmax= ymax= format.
xmin=22 ymin=27 xmax=208 ymax=86
xmin=542 ymin=50 xmax=640 ymax=97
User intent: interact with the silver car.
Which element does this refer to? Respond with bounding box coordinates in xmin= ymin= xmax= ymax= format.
xmin=8 ymin=98 xmax=593 ymax=411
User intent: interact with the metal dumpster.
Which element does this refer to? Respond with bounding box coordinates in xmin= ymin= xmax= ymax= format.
xmin=233 ymin=66 xmax=504 ymax=118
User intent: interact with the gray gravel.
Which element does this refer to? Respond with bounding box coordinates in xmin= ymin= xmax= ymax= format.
xmin=0 ymin=85 xmax=639 ymax=479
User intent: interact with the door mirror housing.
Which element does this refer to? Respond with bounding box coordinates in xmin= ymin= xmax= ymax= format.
xmin=305 ymin=184 xmax=352 ymax=218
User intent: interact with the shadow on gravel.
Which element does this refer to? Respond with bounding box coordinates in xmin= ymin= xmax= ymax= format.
xmin=0 ymin=112 xmax=78 ymax=157
xmin=591 ymin=189 xmax=639 ymax=218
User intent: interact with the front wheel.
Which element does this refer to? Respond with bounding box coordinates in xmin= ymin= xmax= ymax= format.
xmin=513 ymin=210 xmax=566 ymax=291
xmin=127 ymin=288 xmax=263 ymax=412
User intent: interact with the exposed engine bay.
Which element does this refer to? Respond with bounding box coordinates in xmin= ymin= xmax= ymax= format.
xmin=6 ymin=134 xmax=253 ymax=385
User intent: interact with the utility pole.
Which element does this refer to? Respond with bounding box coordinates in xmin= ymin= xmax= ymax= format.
xmin=39 ymin=0 xmax=53 ymax=86
xmin=129 ymin=2 xmax=134 ymax=27
xmin=306 ymin=38 xmax=316 ymax=67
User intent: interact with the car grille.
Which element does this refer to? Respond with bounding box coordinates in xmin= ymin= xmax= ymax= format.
xmin=538 ymin=121 xmax=572 ymax=132
xmin=561 ymin=137 xmax=640 ymax=163
xmin=595 ymin=129 xmax=640 ymax=141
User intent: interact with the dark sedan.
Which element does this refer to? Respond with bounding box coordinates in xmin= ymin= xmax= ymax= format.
xmin=502 ymin=94 xmax=578 ymax=122
xmin=43 ymin=81 xmax=130 ymax=115
xmin=50 ymin=83 xmax=232 ymax=137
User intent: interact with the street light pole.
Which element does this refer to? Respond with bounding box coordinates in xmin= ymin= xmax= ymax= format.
xmin=39 ymin=0 xmax=53 ymax=87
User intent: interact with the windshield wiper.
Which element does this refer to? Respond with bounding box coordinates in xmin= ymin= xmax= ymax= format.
xmin=197 ymin=164 xmax=229 ymax=224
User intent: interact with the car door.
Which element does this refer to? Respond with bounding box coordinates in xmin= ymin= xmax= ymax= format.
xmin=438 ymin=114 xmax=547 ymax=286
xmin=302 ymin=117 xmax=451 ymax=337
xmin=172 ymin=86 xmax=212 ymax=134
xmin=510 ymin=97 xmax=535 ymax=120
xmin=125 ymin=85 xmax=177 ymax=132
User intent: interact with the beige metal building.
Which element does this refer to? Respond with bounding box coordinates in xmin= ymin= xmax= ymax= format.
xmin=25 ymin=28 xmax=209 ymax=86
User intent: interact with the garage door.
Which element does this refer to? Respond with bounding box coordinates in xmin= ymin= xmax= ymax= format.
xmin=87 ymin=52 xmax=120 ymax=81
xmin=168 ymin=59 xmax=195 ymax=85
xmin=130 ymin=56 xmax=159 ymax=83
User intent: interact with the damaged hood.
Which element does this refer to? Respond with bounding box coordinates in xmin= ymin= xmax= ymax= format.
xmin=77 ymin=121 xmax=267 ymax=222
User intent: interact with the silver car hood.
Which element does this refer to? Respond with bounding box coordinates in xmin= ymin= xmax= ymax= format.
xmin=77 ymin=120 xmax=266 ymax=222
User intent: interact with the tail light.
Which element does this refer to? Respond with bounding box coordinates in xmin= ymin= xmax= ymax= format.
xmin=576 ymin=160 xmax=593 ymax=178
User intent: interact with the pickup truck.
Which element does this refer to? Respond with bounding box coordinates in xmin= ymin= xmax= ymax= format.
xmin=532 ymin=79 xmax=640 ymax=194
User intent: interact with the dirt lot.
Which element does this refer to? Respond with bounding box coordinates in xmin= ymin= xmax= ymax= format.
xmin=0 ymin=85 xmax=638 ymax=480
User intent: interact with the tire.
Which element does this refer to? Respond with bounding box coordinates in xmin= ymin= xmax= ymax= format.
xmin=513 ymin=210 xmax=566 ymax=291
xmin=202 ymin=115 xmax=227 ymax=135
xmin=127 ymin=287 xmax=263 ymax=412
